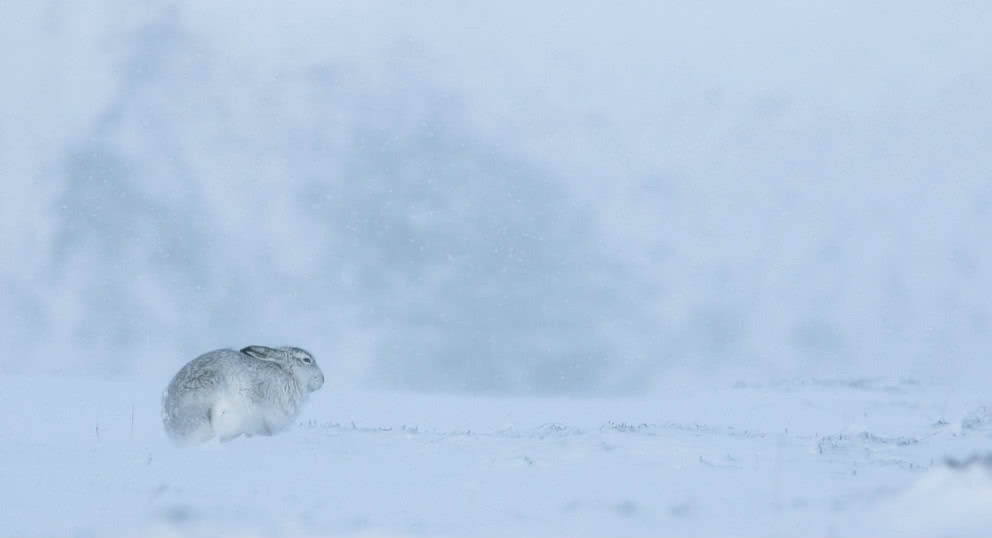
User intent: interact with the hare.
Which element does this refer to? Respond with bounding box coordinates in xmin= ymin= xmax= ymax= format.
xmin=161 ymin=346 xmax=324 ymax=444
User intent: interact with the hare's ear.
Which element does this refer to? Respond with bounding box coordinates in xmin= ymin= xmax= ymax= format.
xmin=241 ymin=345 xmax=277 ymax=360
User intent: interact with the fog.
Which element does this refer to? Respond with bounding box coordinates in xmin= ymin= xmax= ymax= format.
xmin=2 ymin=1 xmax=990 ymax=393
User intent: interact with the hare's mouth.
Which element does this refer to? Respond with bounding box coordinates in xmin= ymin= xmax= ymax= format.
xmin=308 ymin=374 xmax=325 ymax=391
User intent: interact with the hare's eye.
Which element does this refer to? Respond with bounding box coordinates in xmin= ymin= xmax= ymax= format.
xmin=302 ymin=357 xmax=313 ymax=364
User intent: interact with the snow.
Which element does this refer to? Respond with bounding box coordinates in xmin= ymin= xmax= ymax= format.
xmin=860 ymin=458 xmax=992 ymax=538
xmin=3 ymin=2 xmax=992 ymax=536
xmin=3 ymin=374 xmax=991 ymax=537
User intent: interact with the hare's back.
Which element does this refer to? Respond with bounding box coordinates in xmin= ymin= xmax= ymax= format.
xmin=168 ymin=349 xmax=251 ymax=391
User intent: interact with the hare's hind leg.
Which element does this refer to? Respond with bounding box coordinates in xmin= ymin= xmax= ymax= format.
xmin=183 ymin=416 xmax=215 ymax=443
xmin=163 ymin=411 xmax=213 ymax=444
xmin=209 ymin=399 xmax=249 ymax=442
xmin=163 ymin=391 xmax=215 ymax=444
xmin=218 ymin=432 xmax=243 ymax=442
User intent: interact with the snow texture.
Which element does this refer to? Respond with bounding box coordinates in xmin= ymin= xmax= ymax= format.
xmin=3 ymin=374 xmax=992 ymax=537
xmin=2 ymin=2 xmax=992 ymax=536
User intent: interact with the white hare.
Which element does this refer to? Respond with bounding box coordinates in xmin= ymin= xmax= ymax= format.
xmin=161 ymin=346 xmax=324 ymax=444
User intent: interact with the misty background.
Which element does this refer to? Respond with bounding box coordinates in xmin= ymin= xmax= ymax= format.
xmin=1 ymin=2 xmax=990 ymax=394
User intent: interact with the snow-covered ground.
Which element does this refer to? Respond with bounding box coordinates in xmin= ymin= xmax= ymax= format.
xmin=3 ymin=374 xmax=991 ymax=537
xmin=3 ymin=3 xmax=991 ymax=536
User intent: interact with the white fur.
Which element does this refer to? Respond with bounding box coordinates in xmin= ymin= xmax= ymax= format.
xmin=161 ymin=346 xmax=324 ymax=444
